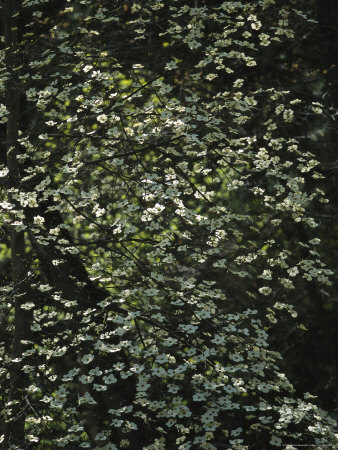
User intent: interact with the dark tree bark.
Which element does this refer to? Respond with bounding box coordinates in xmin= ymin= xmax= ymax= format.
xmin=2 ymin=0 xmax=33 ymax=445
xmin=316 ymin=0 xmax=338 ymax=415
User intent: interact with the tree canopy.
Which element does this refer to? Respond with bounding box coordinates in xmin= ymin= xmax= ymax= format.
xmin=0 ymin=1 xmax=337 ymax=449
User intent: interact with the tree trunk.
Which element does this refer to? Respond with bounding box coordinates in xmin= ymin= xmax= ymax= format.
xmin=316 ymin=0 xmax=338 ymax=416
xmin=3 ymin=0 xmax=32 ymax=445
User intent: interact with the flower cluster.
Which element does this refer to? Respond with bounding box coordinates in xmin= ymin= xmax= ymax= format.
xmin=0 ymin=0 xmax=336 ymax=449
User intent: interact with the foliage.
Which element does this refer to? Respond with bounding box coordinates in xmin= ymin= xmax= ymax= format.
xmin=248 ymin=0 xmax=338 ymax=411
xmin=0 ymin=0 xmax=337 ymax=448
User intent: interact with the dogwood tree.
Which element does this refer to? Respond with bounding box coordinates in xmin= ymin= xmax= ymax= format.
xmin=0 ymin=0 xmax=337 ymax=448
